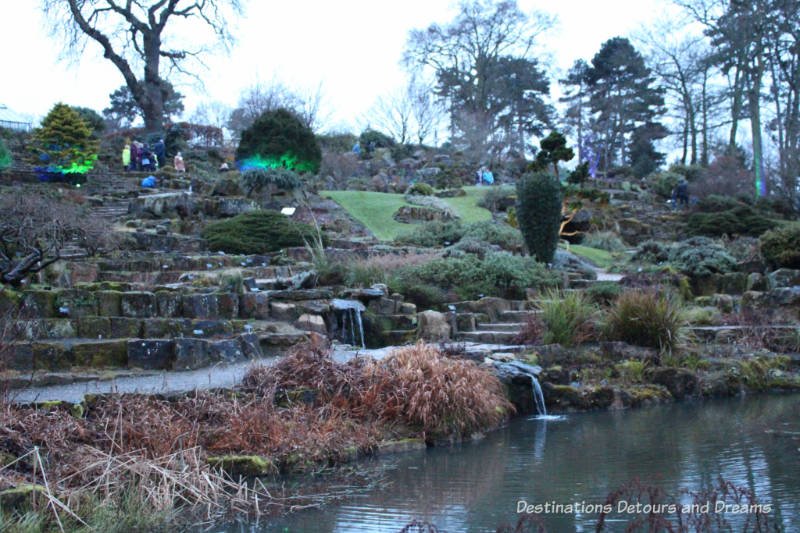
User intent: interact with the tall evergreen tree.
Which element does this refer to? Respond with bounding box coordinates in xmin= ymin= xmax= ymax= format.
xmin=585 ymin=37 xmax=666 ymax=174
xmin=560 ymin=60 xmax=591 ymax=162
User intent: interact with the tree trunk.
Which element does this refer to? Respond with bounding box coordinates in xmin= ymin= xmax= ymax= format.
xmin=701 ymin=69 xmax=709 ymax=167
xmin=142 ymin=35 xmax=165 ymax=133
xmin=729 ymin=67 xmax=744 ymax=152
xmin=749 ymin=58 xmax=765 ymax=196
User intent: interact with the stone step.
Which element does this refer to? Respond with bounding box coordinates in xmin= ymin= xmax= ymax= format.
xmin=498 ymin=310 xmax=541 ymax=322
xmin=10 ymin=330 xmax=305 ymax=372
xmin=477 ymin=322 xmax=525 ymax=332
xmin=12 ymin=317 xmax=251 ymax=340
xmin=384 ymin=330 xmax=416 ymax=345
xmin=457 ymin=330 xmax=519 ymax=344
xmin=689 ymin=324 xmax=797 ymax=342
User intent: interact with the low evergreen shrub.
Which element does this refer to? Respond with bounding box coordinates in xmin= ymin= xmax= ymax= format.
xmin=396 ymin=221 xmax=466 ymax=247
xmin=631 ymin=240 xmax=670 ymax=264
xmin=463 ymin=221 xmax=523 ymax=251
xmin=582 ymin=231 xmax=626 ymax=252
xmin=687 ymin=197 xmax=774 ymax=237
xmin=406 ymin=182 xmax=435 ymax=196
xmin=241 ymin=167 xmax=301 ymax=197
xmin=390 ymin=253 xmax=558 ymax=303
xmin=201 ymin=211 xmax=325 ymax=254
xmin=760 ymin=223 xmax=800 ymax=269
xmin=668 ymin=237 xmax=736 ymax=277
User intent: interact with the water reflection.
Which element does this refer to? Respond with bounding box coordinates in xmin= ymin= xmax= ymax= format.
xmin=240 ymin=394 xmax=800 ymax=532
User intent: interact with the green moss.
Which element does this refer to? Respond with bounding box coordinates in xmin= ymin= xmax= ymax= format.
xmin=207 ymin=455 xmax=275 ymax=476
xmin=73 ymin=341 xmax=128 ymax=368
xmin=0 ymin=485 xmax=48 ymax=512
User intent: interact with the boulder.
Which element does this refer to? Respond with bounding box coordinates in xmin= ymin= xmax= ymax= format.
xmin=553 ymin=250 xmax=598 ymax=279
xmin=768 ymin=268 xmax=800 ymax=288
xmin=417 ymin=310 xmax=451 ymax=342
xmin=647 ymin=367 xmax=699 ymax=400
xmin=295 ymin=314 xmax=327 ymax=335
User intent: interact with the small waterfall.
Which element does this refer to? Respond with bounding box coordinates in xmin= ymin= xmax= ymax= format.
xmin=506 ymin=360 xmax=547 ymax=417
xmin=529 ymin=374 xmax=547 ymax=417
xmin=332 ymin=299 xmax=366 ymax=350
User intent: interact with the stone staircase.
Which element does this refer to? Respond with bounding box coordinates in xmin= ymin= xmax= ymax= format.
xmin=457 ymin=309 xmax=540 ymax=344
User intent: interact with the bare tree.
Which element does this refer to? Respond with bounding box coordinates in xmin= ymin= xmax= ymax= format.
xmin=228 ymin=79 xmax=329 ymax=139
xmin=365 ymin=88 xmax=414 ymax=144
xmin=0 ymin=194 xmax=112 ymax=287
xmin=189 ymin=100 xmax=232 ymax=132
xmin=42 ymin=0 xmax=242 ymax=133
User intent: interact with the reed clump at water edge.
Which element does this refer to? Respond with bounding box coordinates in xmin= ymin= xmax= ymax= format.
xmin=0 ymin=340 xmax=512 ymax=530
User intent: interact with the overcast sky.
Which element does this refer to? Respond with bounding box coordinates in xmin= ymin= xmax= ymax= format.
xmin=2 ymin=0 xmax=676 ymax=130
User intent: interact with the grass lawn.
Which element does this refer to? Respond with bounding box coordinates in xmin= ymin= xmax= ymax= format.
xmin=321 ymin=187 xmax=494 ymax=241
xmin=563 ymin=243 xmax=617 ymax=270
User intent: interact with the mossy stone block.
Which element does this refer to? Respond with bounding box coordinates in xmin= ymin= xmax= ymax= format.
xmin=77 ymin=317 xmax=112 ymax=338
xmin=96 ymin=290 xmax=123 ymax=316
xmin=73 ymin=340 xmax=128 ymax=368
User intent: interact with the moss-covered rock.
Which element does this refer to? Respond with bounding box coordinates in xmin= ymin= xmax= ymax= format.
xmin=647 ymin=367 xmax=699 ymax=400
xmin=207 ymin=455 xmax=275 ymax=477
xmin=0 ymin=484 xmax=48 ymax=512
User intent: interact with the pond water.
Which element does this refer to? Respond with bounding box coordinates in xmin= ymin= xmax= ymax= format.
xmin=222 ymin=394 xmax=800 ymax=532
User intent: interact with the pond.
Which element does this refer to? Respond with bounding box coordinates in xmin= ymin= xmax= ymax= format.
xmin=223 ymin=394 xmax=800 ymax=532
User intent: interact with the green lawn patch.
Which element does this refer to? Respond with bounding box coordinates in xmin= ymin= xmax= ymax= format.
xmin=564 ymin=244 xmax=616 ymax=269
xmin=321 ymin=188 xmax=493 ymax=241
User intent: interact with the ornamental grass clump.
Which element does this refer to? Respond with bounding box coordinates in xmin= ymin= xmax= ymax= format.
xmin=604 ymin=290 xmax=684 ymax=354
xmin=538 ymin=289 xmax=597 ymax=347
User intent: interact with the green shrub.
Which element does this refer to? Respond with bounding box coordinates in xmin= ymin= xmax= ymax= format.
xmin=585 ymin=281 xmax=623 ymax=305
xmin=0 ymin=138 xmax=11 ymax=169
xmin=506 ymin=207 xmax=518 ymax=228
xmin=463 ymin=221 xmax=523 ymax=251
xmin=631 ymin=240 xmax=669 ymax=264
xmin=359 ymin=129 xmax=395 ymax=148
xmin=697 ymin=194 xmax=745 ymax=212
xmin=390 ymin=279 xmax=449 ymax=309
xmin=391 ymin=253 xmax=558 ymax=302
xmin=646 ymin=171 xmax=682 ymax=198
xmin=582 ymin=231 xmax=626 ymax=252
xmin=760 ymin=223 xmax=800 ymax=269
xmin=406 ymin=182 xmax=435 ymax=196
xmin=516 ymin=172 xmax=562 ymax=263
xmin=444 ymin=237 xmax=495 ymax=258
xmin=668 ymin=237 xmax=736 ymax=277
xmin=236 ymin=108 xmax=321 ymax=173
xmin=241 ymin=167 xmax=301 ymax=196
xmin=477 ymin=187 xmax=515 ymax=212
xmin=687 ymin=198 xmax=774 ymax=237
xmin=604 ymin=290 xmax=684 ymax=353
xmin=567 ymin=161 xmax=590 ymax=184
xmin=396 ymin=221 xmax=466 ymax=247
xmin=538 ymin=289 xmax=597 ymax=347
xmin=683 ymin=305 xmax=720 ymax=326
xmin=201 ymin=211 xmax=325 ymax=254
xmin=615 ymin=359 xmax=646 ymax=383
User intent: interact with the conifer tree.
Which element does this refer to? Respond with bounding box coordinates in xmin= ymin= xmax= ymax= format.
xmin=30 ymin=103 xmax=99 ymax=174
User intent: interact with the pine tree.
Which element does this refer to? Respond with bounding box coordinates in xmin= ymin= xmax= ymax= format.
xmin=531 ymin=131 xmax=574 ymax=180
xmin=30 ymin=103 xmax=99 ymax=174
